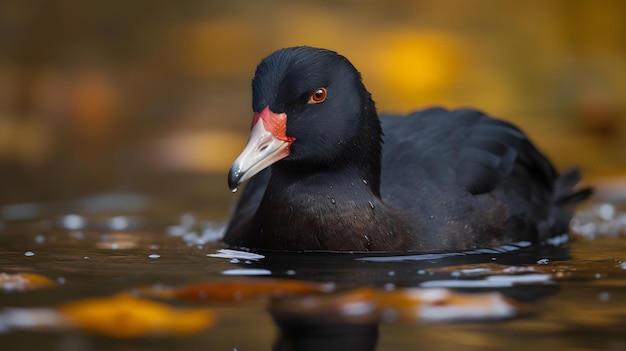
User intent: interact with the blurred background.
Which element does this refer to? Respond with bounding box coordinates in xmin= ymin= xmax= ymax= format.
xmin=0 ymin=0 xmax=624 ymax=214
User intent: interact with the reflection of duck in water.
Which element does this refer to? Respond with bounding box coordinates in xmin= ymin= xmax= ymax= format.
xmin=271 ymin=316 xmax=378 ymax=351
xmin=267 ymin=278 xmax=558 ymax=351
xmin=206 ymin=250 xmax=561 ymax=350
xmin=225 ymin=46 xmax=591 ymax=252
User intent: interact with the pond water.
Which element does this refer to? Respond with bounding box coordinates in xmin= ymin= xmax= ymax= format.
xmin=0 ymin=193 xmax=625 ymax=350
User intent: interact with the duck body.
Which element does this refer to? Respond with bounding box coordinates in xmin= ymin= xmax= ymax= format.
xmin=223 ymin=46 xmax=590 ymax=252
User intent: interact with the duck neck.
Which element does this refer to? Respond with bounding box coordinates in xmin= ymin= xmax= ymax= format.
xmin=271 ymin=159 xmax=380 ymax=199
xmin=351 ymin=95 xmax=383 ymax=198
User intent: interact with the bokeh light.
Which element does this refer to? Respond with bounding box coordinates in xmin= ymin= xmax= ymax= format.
xmin=0 ymin=0 xmax=624 ymax=206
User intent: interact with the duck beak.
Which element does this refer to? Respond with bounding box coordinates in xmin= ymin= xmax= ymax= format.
xmin=228 ymin=107 xmax=294 ymax=190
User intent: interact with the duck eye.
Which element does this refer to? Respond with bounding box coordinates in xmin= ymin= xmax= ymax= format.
xmin=308 ymin=88 xmax=327 ymax=104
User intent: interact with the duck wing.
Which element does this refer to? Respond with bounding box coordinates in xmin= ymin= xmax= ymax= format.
xmin=380 ymin=107 xmax=555 ymax=196
xmin=379 ymin=107 xmax=589 ymax=247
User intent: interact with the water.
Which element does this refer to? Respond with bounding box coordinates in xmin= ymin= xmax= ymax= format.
xmin=0 ymin=195 xmax=625 ymax=350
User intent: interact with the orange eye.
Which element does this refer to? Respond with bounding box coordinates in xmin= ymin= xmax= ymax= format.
xmin=308 ymin=88 xmax=327 ymax=104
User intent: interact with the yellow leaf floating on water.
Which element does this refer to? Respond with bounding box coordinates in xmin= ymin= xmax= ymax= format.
xmin=57 ymin=295 xmax=215 ymax=338
xmin=0 ymin=272 xmax=55 ymax=292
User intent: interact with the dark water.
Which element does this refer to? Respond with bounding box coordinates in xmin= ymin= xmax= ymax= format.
xmin=0 ymin=193 xmax=625 ymax=350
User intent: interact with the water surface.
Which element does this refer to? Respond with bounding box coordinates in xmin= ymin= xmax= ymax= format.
xmin=0 ymin=194 xmax=625 ymax=350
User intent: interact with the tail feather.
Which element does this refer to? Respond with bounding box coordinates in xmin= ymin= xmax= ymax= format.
xmin=536 ymin=167 xmax=592 ymax=244
xmin=553 ymin=168 xmax=593 ymax=207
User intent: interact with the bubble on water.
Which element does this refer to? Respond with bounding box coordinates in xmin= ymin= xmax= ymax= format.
xmin=24 ymin=251 xmax=35 ymax=257
xmin=286 ymin=269 xmax=296 ymax=276
xmin=183 ymin=232 xmax=199 ymax=244
xmin=598 ymin=292 xmax=611 ymax=302
xmin=109 ymin=216 xmax=129 ymax=230
xmin=546 ymin=234 xmax=568 ymax=246
xmin=166 ymin=225 xmax=187 ymax=237
xmin=537 ymin=258 xmax=549 ymax=265
xmin=61 ymin=214 xmax=85 ymax=230
xmin=420 ymin=273 xmax=553 ymax=288
xmin=34 ymin=235 xmax=45 ymax=244
xmin=57 ymin=277 xmax=66 ymax=284
xmin=341 ymin=301 xmax=376 ymax=316
xmin=597 ymin=204 xmax=615 ymax=221
xmin=207 ymin=249 xmax=265 ymax=261
xmin=570 ymin=203 xmax=626 ymax=240
xmin=174 ymin=221 xmax=226 ymax=245
xmin=148 ymin=254 xmax=160 ymax=259
xmin=222 ymin=268 xmax=271 ymax=276
xmin=461 ymin=267 xmax=493 ymax=275
xmin=620 ymin=262 xmax=626 ymax=270
xmin=341 ymin=300 xmax=376 ymax=317
xmin=83 ymin=256 xmax=90 ymax=260
xmin=180 ymin=213 xmax=195 ymax=228
xmin=230 ymin=258 xmax=240 ymax=263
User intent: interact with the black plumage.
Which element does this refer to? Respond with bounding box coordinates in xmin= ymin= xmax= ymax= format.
xmin=224 ymin=46 xmax=591 ymax=252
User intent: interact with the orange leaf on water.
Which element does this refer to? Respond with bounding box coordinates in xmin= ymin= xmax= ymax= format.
xmin=57 ymin=294 xmax=215 ymax=338
xmin=172 ymin=278 xmax=333 ymax=302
